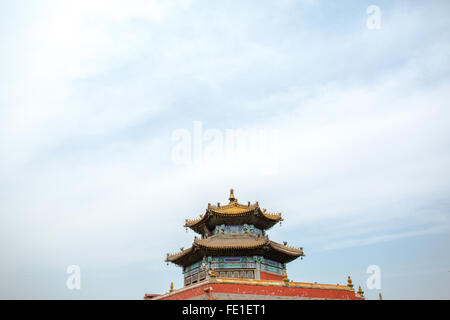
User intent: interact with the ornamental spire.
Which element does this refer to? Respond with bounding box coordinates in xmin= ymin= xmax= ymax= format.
xmin=357 ymin=286 xmax=364 ymax=297
xmin=347 ymin=276 xmax=354 ymax=290
xmin=229 ymin=188 xmax=237 ymax=203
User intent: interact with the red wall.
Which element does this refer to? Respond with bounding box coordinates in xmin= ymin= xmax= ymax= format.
xmin=161 ymin=282 xmax=362 ymax=300
xmin=164 ymin=284 xmax=211 ymax=300
xmin=260 ymin=271 xmax=283 ymax=281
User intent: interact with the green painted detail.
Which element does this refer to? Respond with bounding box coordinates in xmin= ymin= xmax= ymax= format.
xmin=210 ymin=256 xmax=254 ymax=263
xmin=261 ymin=264 xmax=283 ymax=274
xmin=211 ymin=263 xmax=256 ymax=269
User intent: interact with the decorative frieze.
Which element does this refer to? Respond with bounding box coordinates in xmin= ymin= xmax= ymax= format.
xmin=212 ymin=224 xmax=264 ymax=236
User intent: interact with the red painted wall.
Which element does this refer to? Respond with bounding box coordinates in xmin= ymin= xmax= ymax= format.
xmin=161 ymin=282 xmax=363 ymax=300
xmin=164 ymin=284 xmax=210 ymax=300
xmin=260 ymin=271 xmax=283 ymax=281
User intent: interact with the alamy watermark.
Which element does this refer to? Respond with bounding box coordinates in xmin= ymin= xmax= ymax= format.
xmin=366 ymin=5 xmax=381 ymax=29
xmin=66 ymin=265 xmax=81 ymax=290
xmin=171 ymin=121 xmax=280 ymax=174
xmin=366 ymin=264 xmax=381 ymax=290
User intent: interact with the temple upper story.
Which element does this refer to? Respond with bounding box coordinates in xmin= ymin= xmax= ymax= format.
xmin=166 ymin=189 xmax=304 ymax=286
xmin=184 ymin=189 xmax=283 ymax=235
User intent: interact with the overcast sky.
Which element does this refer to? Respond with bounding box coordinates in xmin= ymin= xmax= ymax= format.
xmin=1 ymin=0 xmax=449 ymax=299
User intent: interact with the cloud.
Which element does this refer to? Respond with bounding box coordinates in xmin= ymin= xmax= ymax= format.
xmin=323 ymin=225 xmax=450 ymax=251
xmin=0 ymin=0 xmax=449 ymax=298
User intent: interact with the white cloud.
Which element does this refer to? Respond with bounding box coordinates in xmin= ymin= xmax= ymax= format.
xmin=1 ymin=0 xmax=450 ymax=298
xmin=323 ymin=225 xmax=450 ymax=251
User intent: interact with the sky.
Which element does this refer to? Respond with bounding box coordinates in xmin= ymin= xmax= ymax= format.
xmin=0 ymin=0 xmax=449 ymax=300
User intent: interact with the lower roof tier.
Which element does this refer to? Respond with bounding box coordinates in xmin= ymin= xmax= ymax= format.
xmin=166 ymin=234 xmax=305 ymax=267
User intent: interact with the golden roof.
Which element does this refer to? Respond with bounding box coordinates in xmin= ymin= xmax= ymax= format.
xmin=268 ymin=240 xmax=305 ymax=256
xmin=209 ymin=202 xmax=258 ymax=215
xmin=166 ymin=247 xmax=194 ymax=261
xmin=166 ymin=234 xmax=304 ymax=263
xmin=184 ymin=189 xmax=283 ymax=230
xmin=194 ymin=234 xmax=267 ymax=250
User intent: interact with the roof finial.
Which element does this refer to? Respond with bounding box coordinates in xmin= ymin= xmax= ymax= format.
xmin=357 ymin=285 xmax=364 ymax=297
xmin=347 ymin=276 xmax=354 ymax=290
xmin=229 ymin=188 xmax=236 ymax=202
